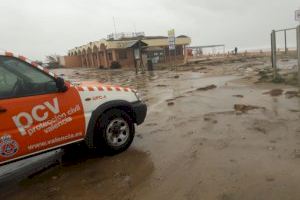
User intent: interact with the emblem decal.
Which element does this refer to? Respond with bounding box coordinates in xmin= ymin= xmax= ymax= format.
xmin=0 ymin=135 xmax=19 ymax=157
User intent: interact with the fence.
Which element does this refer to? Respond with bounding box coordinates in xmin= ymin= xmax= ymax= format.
xmin=271 ymin=25 xmax=300 ymax=85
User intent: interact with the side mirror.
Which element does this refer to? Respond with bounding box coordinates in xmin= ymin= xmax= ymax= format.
xmin=56 ymin=77 xmax=68 ymax=92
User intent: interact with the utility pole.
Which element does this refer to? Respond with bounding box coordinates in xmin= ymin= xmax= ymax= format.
xmin=297 ymin=25 xmax=300 ymax=86
xmin=113 ymin=17 xmax=117 ymax=36
xmin=295 ymin=9 xmax=300 ymax=86
xmin=284 ymin=30 xmax=287 ymax=54
xmin=271 ymin=30 xmax=278 ymax=80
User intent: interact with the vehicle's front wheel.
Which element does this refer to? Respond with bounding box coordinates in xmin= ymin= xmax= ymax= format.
xmin=94 ymin=109 xmax=135 ymax=154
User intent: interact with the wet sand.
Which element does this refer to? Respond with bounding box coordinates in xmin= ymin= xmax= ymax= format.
xmin=1 ymin=58 xmax=300 ymax=200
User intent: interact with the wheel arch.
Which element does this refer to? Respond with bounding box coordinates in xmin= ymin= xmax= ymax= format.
xmin=85 ymin=100 xmax=136 ymax=148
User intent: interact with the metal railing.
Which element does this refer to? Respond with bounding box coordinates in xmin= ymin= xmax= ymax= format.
xmin=271 ymin=25 xmax=300 ymax=85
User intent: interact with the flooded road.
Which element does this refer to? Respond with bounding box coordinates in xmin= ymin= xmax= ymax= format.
xmin=1 ymin=61 xmax=300 ymax=200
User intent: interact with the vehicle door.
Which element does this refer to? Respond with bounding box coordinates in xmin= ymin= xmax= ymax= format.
xmin=0 ymin=56 xmax=85 ymax=165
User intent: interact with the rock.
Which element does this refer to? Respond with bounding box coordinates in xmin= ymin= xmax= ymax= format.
xmin=196 ymin=84 xmax=217 ymax=91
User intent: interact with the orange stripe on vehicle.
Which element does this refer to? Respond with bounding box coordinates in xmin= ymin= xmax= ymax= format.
xmin=5 ymin=52 xmax=13 ymax=56
xmin=31 ymin=62 xmax=38 ymax=67
xmin=88 ymin=87 xmax=94 ymax=91
xmin=97 ymin=86 xmax=104 ymax=91
xmin=19 ymin=56 xmax=26 ymax=61
xmin=77 ymin=87 xmax=84 ymax=91
xmin=106 ymin=86 xmax=112 ymax=91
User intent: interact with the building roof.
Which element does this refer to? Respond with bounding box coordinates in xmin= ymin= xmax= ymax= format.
xmin=126 ymin=40 xmax=148 ymax=48
xmin=68 ymin=35 xmax=191 ymax=55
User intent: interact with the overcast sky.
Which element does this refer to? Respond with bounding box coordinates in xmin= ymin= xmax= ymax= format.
xmin=0 ymin=0 xmax=299 ymax=60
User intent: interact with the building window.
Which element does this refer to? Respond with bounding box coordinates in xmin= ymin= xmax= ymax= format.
xmin=108 ymin=52 xmax=113 ymax=60
xmin=118 ymin=50 xmax=127 ymax=60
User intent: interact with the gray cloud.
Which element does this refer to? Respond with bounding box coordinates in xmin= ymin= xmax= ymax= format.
xmin=0 ymin=0 xmax=299 ymax=60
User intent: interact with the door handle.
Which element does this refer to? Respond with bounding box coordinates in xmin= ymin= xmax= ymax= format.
xmin=0 ymin=107 xmax=7 ymax=113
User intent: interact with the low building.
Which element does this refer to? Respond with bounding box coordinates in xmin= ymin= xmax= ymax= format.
xmin=60 ymin=33 xmax=191 ymax=68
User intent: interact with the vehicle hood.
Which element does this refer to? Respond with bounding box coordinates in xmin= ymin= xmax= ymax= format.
xmin=71 ymin=80 xmax=134 ymax=92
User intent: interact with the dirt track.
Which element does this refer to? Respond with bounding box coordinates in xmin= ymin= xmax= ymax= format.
xmin=1 ymin=57 xmax=300 ymax=200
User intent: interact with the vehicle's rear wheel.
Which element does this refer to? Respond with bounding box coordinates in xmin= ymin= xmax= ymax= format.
xmin=94 ymin=109 xmax=135 ymax=154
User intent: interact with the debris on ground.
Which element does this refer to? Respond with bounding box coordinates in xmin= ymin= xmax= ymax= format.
xmin=289 ymin=109 xmax=300 ymax=113
xmin=234 ymin=104 xmax=265 ymax=113
xmin=263 ymin=89 xmax=283 ymax=97
xmin=156 ymin=84 xmax=168 ymax=87
xmin=5 ymin=55 xmax=300 ymax=200
xmin=294 ymin=149 xmax=300 ymax=158
xmin=285 ymin=91 xmax=300 ymax=98
xmin=233 ymin=95 xmax=244 ymax=98
xmin=174 ymin=75 xmax=180 ymax=79
xmin=204 ymin=116 xmax=211 ymax=121
xmin=167 ymin=102 xmax=175 ymax=106
xmin=265 ymin=176 xmax=275 ymax=182
xmin=198 ymin=67 xmax=207 ymax=70
xmin=166 ymin=96 xmax=186 ymax=102
xmin=145 ymin=123 xmax=158 ymax=127
xmin=253 ymin=126 xmax=267 ymax=134
xmin=196 ymin=84 xmax=217 ymax=91
xmin=258 ymin=69 xmax=272 ymax=81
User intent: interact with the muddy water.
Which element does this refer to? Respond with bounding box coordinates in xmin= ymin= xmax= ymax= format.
xmin=1 ymin=67 xmax=300 ymax=200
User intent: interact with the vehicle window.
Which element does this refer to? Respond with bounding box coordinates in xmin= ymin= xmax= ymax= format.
xmin=0 ymin=66 xmax=18 ymax=99
xmin=0 ymin=56 xmax=58 ymax=99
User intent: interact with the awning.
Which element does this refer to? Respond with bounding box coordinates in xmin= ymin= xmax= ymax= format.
xmin=126 ymin=40 xmax=148 ymax=48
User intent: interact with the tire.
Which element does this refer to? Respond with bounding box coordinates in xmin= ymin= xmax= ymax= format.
xmin=94 ymin=109 xmax=135 ymax=155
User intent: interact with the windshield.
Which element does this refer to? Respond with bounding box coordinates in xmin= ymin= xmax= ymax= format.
xmin=0 ymin=56 xmax=51 ymax=83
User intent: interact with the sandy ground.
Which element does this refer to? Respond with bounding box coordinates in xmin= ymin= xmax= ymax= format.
xmin=1 ymin=56 xmax=300 ymax=200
